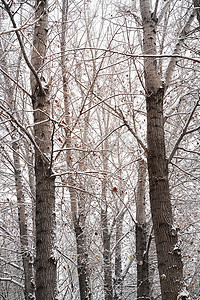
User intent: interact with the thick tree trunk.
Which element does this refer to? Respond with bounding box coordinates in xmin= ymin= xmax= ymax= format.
xmin=31 ymin=1 xmax=57 ymax=299
xmin=146 ymin=89 xmax=183 ymax=300
xmin=136 ymin=159 xmax=150 ymax=300
xmin=139 ymin=1 xmax=184 ymax=299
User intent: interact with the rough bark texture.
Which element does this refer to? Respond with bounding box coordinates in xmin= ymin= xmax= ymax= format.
xmin=136 ymin=160 xmax=150 ymax=300
xmin=139 ymin=1 xmax=184 ymax=299
xmin=31 ymin=1 xmax=57 ymax=299
xmin=146 ymin=89 xmax=183 ymax=300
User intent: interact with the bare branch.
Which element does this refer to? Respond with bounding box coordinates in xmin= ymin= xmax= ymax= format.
xmin=65 ymin=47 xmax=200 ymax=64
xmin=118 ymin=109 xmax=147 ymax=153
xmin=157 ymin=0 xmax=175 ymax=24
xmin=1 ymin=0 xmax=45 ymax=94
xmin=165 ymin=11 xmax=195 ymax=88
xmin=0 ymin=67 xmax=33 ymax=99
xmin=168 ymin=97 xmax=200 ymax=163
xmin=0 ymin=104 xmax=49 ymax=163
xmin=0 ymin=277 xmax=24 ymax=288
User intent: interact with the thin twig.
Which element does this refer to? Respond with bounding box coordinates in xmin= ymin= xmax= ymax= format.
xmin=0 ymin=104 xmax=49 ymax=163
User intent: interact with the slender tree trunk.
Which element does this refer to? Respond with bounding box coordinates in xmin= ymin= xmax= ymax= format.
xmin=101 ymin=205 xmax=113 ymax=300
xmin=31 ymin=1 xmax=57 ymax=299
xmin=25 ymin=144 xmax=36 ymax=238
xmin=114 ymin=214 xmax=123 ymax=300
xmin=74 ymin=203 xmax=91 ymax=300
xmin=135 ymin=159 xmax=150 ymax=300
xmin=139 ymin=1 xmax=184 ymax=299
xmin=113 ymin=134 xmax=124 ymax=300
xmin=12 ymin=138 xmax=35 ymax=300
xmin=0 ymin=39 xmax=35 ymax=300
xmin=60 ymin=1 xmax=91 ymax=299
xmin=101 ymin=163 xmax=113 ymax=300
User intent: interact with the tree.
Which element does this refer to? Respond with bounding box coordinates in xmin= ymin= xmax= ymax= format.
xmin=0 ymin=21 xmax=35 ymax=300
xmin=30 ymin=1 xmax=57 ymax=299
xmin=135 ymin=159 xmax=150 ymax=300
xmin=138 ymin=0 xmax=198 ymax=299
xmin=1 ymin=0 xmax=58 ymax=297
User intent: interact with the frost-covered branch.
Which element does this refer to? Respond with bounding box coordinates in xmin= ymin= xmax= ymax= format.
xmin=168 ymin=97 xmax=200 ymax=163
xmin=0 ymin=277 xmax=24 ymax=288
xmin=165 ymin=11 xmax=195 ymax=88
xmin=0 ymin=104 xmax=49 ymax=163
xmin=157 ymin=0 xmax=175 ymax=24
xmin=1 ymin=0 xmax=45 ymax=94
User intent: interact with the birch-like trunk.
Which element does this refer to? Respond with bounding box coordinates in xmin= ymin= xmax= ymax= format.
xmin=139 ymin=1 xmax=184 ymax=299
xmin=135 ymin=159 xmax=150 ymax=300
xmin=31 ymin=1 xmax=57 ymax=299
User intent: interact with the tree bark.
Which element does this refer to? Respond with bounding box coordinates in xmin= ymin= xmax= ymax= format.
xmin=139 ymin=1 xmax=184 ymax=299
xmin=136 ymin=159 xmax=150 ymax=300
xmin=31 ymin=1 xmax=57 ymax=299
xmin=74 ymin=209 xmax=91 ymax=300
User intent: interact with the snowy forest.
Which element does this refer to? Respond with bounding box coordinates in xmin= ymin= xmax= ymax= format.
xmin=0 ymin=0 xmax=200 ymax=299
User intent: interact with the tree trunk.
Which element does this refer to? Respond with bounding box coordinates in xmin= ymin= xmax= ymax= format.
xmin=74 ymin=210 xmax=91 ymax=300
xmin=25 ymin=143 xmax=36 ymax=238
xmin=136 ymin=159 xmax=150 ymax=300
xmin=0 ymin=39 xmax=35 ymax=300
xmin=114 ymin=214 xmax=123 ymax=300
xmin=101 ymin=206 xmax=113 ymax=300
xmin=101 ymin=170 xmax=113 ymax=300
xmin=12 ymin=138 xmax=35 ymax=300
xmin=60 ymin=1 xmax=91 ymax=298
xmin=139 ymin=1 xmax=184 ymax=299
xmin=31 ymin=1 xmax=57 ymax=299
